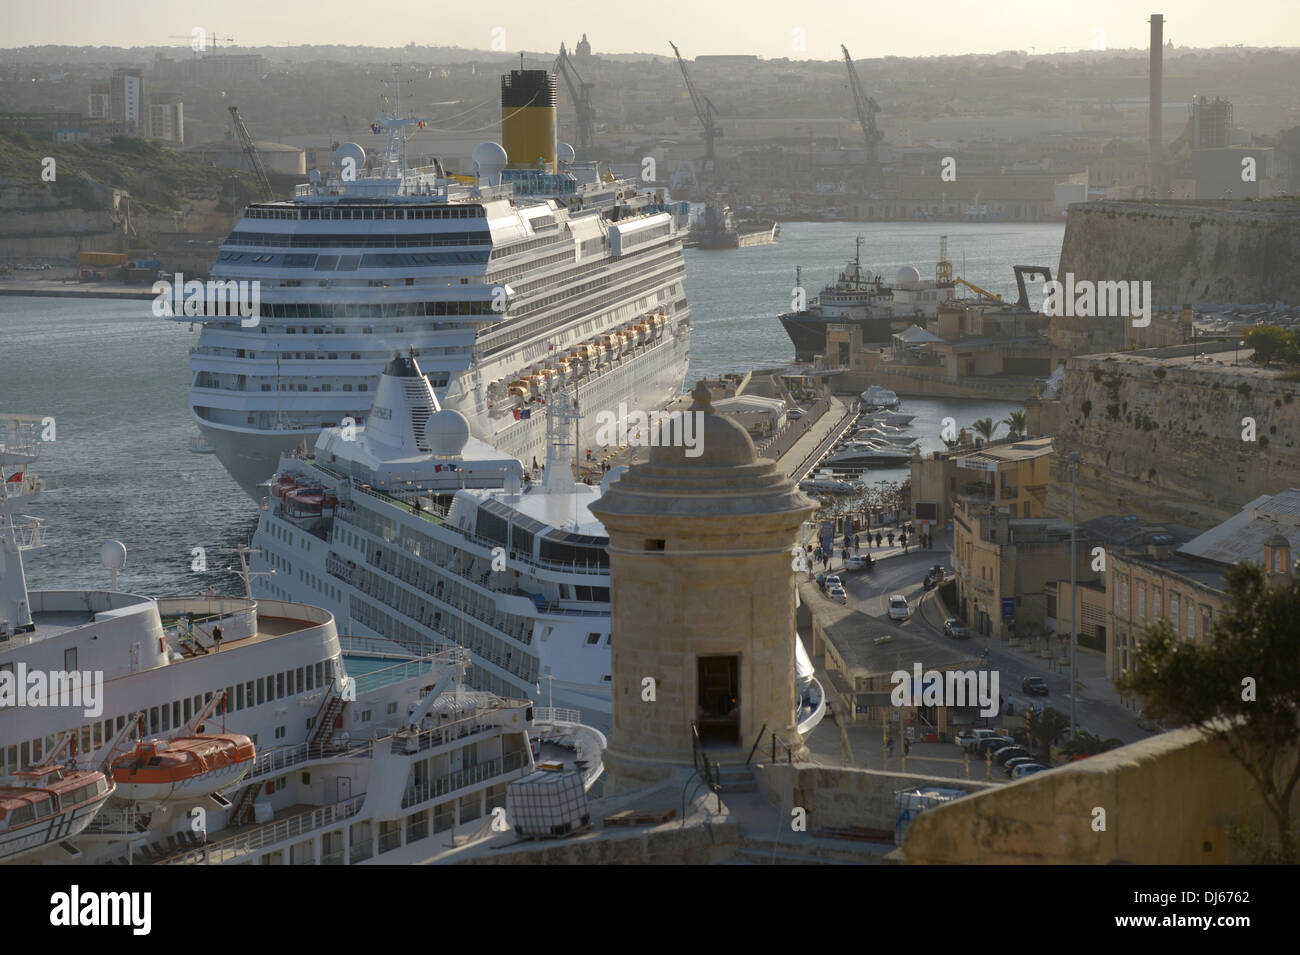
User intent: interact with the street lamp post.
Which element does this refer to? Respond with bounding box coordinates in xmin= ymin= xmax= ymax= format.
xmin=1068 ymin=451 xmax=1081 ymax=741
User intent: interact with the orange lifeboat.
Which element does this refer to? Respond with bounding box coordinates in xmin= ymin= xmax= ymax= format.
xmin=0 ymin=767 xmax=114 ymax=862
xmin=111 ymin=733 xmax=256 ymax=804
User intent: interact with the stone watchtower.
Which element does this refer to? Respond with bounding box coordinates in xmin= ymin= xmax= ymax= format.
xmin=589 ymin=383 xmax=817 ymax=789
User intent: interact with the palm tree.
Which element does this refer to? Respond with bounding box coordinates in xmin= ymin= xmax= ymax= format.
xmin=1002 ymin=409 xmax=1028 ymax=439
xmin=970 ymin=417 xmax=997 ymax=443
xmin=1024 ymin=707 xmax=1071 ymax=765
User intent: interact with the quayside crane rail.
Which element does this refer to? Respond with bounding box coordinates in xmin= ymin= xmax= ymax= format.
xmin=669 ymin=41 xmax=722 ymax=185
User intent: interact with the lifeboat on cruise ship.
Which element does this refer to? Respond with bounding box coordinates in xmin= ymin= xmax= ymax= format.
xmin=0 ymin=766 xmax=114 ymax=862
xmin=110 ymin=733 xmax=256 ymax=805
xmin=271 ymin=474 xmax=296 ymax=500
xmin=508 ymin=379 xmax=532 ymax=399
xmin=284 ymin=487 xmax=336 ymax=519
xmin=599 ymin=334 xmax=620 ymax=358
xmin=555 ymin=358 xmax=572 ymax=378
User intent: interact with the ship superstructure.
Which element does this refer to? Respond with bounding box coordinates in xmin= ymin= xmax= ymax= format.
xmin=778 ymin=236 xmax=957 ymax=362
xmin=183 ymin=68 xmax=691 ymax=498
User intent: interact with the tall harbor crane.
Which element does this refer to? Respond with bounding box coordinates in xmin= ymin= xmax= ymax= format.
xmin=555 ymin=48 xmax=596 ymax=150
xmin=228 ymin=105 xmax=275 ymax=200
xmin=841 ymin=45 xmax=883 ymax=187
xmin=669 ymin=41 xmax=723 ymax=185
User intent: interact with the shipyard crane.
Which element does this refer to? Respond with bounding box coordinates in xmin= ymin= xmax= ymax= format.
xmin=841 ymin=45 xmax=883 ymax=188
xmin=227 ymin=106 xmax=275 ymax=200
xmin=555 ymin=48 xmax=596 ymax=150
xmin=668 ymin=41 xmax=722 ymax=185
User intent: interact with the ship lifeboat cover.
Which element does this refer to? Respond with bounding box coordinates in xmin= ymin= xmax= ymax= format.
xmin=111 ymin=735 xmax=255 ymax=785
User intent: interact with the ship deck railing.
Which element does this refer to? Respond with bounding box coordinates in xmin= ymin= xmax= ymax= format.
xmin=242 ymin=738 xmax=377 ymax=783
xmin=158 ymin=795 xmax=367 ymax=865
xmin=400 ymin=750 xmax=528 ymax=809
xmin=353 ymin=650 xmax=468 ymax=696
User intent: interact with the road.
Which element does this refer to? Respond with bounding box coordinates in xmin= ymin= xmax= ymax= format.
xmin=816 ymin=539 xmax=1150 ymax=747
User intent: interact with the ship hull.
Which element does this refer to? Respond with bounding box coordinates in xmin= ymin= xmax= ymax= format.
xmin=778 ymin=312 xmax=897 ymax=363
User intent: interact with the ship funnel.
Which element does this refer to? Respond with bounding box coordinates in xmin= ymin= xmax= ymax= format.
xmin=501 ymin=69 xmax=557 ymax=172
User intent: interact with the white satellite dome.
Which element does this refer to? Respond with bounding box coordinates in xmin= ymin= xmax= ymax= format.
xmin=599 ymin=464 xmax=629 ymax=493
xmin=557 ymin=142 xmax=576 ymax=164
xmin=334 ymin=142 xmax=366 ymax=174
xmin=423 ymin=409 xmax=470 ymax=456
xmin=100 ymin=539 xmax=127 ymax=571
xmin=895 ymin=265 xmax=921 ymax=289
xmin=472 ymin=141 xmax=508 ymax=185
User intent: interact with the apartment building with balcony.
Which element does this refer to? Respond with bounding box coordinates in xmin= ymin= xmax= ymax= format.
xmin=913 ymin=435 xmax=1052 ymax=531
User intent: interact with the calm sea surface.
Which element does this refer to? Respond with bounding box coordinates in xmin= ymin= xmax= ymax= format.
xmin=0 ymin=221 xmax=1063 ymax=594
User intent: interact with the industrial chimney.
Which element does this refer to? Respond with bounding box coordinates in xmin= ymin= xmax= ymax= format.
xmin=1149 ymin=13 xmax=1164 ymax=196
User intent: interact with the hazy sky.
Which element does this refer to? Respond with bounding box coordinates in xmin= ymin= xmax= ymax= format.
xmin=9 ymin=0 xmax=1298 ymax=58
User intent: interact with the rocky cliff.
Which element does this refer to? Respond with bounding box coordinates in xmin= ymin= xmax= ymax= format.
xmin=1058 ymin=199 xmax=1300 ymax=306
xmin=1044 ymin=348 xmax=1300 ymax=529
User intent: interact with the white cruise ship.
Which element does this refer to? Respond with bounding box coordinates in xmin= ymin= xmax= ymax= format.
xmin=181 ymin=68 xmax=691 ymax=498
xmin=0 ymin=417 xmax=603 ymax=866
xmin=249 ymin=355 xmax=828 ymax=733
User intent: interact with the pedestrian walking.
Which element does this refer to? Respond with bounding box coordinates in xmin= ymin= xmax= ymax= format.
xmin=853 ymin=534 xmax=860 ymax=554
xmin=886 ymin=736 xmax=894 ymax=755
xmin=903 ymin=739 xmax=911 ymax=756
xmin=875 ymin=532 xmax=882 ymax=548
xmin=887 ymin=532 xmax=895 ymax=547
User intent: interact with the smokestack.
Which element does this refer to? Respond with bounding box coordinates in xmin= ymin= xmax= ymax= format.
xmin=1149 ymin=13 xmax=1164 ymax=195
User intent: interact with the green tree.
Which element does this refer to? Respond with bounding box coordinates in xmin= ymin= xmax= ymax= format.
xmin=1244 ymin=324 xmax=1295 ymax=366
xmin=1024 ymin=707 xmax=1070 ymax=764
xmin=1002 ymin=409 xmax=1028 ymax=438
xmin=970 ymin=417 xmax=997 ymax=443
xmin=1117 ymin=562 xmax=1300 ymax=862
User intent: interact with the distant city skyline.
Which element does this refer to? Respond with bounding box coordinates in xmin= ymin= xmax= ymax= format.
xmin=7 ymin=0 xmax=1299 ymax=59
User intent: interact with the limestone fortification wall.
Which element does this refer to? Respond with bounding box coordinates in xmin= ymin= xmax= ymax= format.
xmin=900 ymin=728 xmax=1295 ymax=864
xmin=1045 ymin=352 xmax=1300 ymax=528
xmin=1058 ymin=200 xmax=1300 ymax=305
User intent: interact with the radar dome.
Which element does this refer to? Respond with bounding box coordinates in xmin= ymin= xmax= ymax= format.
xmin=557 ymin=142 xmax=576 ymax=164
xmin=424 ymin=409 xmax=471 ymax=456
xmin=100 ymin=539 xmax=127 ymax=571
xmin=895 ymin=265 xmax=921 ymax=289
xmin=334 ymin=142 xmax=366 ymax=175
xmin=472 ymin=141 xmax=508 ymax=185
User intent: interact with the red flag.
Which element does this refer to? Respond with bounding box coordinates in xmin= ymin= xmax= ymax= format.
xmin=5 ymin=471 xmax=22 ymax=484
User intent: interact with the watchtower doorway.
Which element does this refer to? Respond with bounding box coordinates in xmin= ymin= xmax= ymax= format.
xmin=697 ymin=655 xmax=740 ymax=748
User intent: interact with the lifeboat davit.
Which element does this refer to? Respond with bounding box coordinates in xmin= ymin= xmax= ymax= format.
xmin=0 ymin=767 xmax=114 ymax=862
xmin=111 ymin=734 xmax=256 ymax=805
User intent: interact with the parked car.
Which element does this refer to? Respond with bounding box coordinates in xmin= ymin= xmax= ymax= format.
xmin=1011 ymin=762 xmax=1049 ymax=779
xmin=973 ymin=736 xmax=1015 ymax=756
xmin=1003 ymin=756 xmax=1041 ymax=776
xmin=888 ymin=594 xmax=911 ymax=620
xmin=993 ymin=746 xmax=1032 ymax=766
xmin=1021 ymin=676 xmax=1049 ymax=696
xmin=954 ymin=728 xmax=1000 ymax=750
xmin=828 ymin=584 xmax=848 ymax=604
xmin=943 ymin=618 xmax=971 ymax=639
xmin=825 ymin=575 xmax=843 ymax=590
